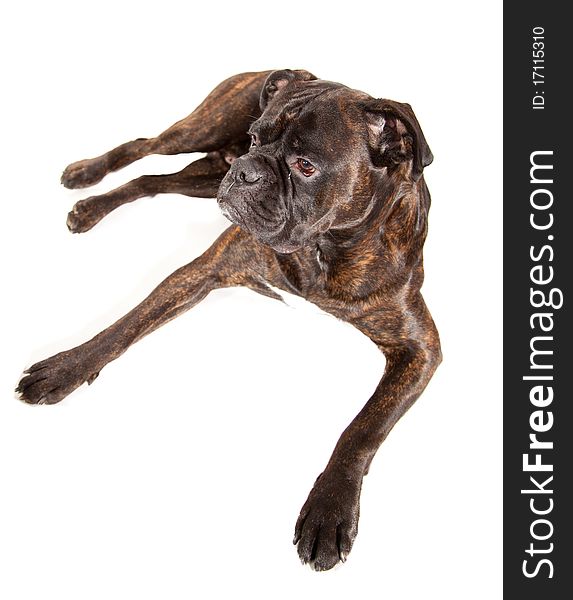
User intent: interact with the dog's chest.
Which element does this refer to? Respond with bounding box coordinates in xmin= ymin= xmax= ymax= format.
xmin=272 ymin=249 xmax=376 ymax=318
xmin=274 ymin=250 xmax=325 ymax=297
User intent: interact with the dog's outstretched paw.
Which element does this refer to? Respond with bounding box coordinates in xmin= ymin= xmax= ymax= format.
xmin=61 ymin=158 xmax=107 ymax=189
xmin=293 ymin=472 xmax=361 ymax=571
xmin=16 ymin=349 xmax=99 ymax=405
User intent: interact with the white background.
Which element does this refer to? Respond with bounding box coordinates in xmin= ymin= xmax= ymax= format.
xmin=0 ymin=1 xmax=502 ymax=598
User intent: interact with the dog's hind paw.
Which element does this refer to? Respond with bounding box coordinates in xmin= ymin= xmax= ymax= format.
xmin=16 ymin=349 xmax=100 ymax=405
xmin=67 ymin=198 xmax=104 ymax=233
xmin=61 ymin=158 xmax=107 ymax=189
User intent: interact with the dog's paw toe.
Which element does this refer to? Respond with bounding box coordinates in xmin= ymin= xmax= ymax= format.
xmin=16 ymin=351 xmax=98 ymax=405
xmin=295 ymin=519 xmax=356 ymax=571
xmin=294 ymin=477 xmax=360 ymax=571
xmin=66 ymin=200 xmax=92 ymax=233
xmin=66 ymin=208 xmax=82 ymax=233
xmin=16 ymin=368 xmax=66 ymax=405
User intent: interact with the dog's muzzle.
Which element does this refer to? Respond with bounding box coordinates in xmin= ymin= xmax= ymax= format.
xmin=217 ymin=156 xmax=283 ymax=231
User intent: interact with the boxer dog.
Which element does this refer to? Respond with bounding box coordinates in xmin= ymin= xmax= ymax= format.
xmin=16 ymin=69 xmax=441 ymax=571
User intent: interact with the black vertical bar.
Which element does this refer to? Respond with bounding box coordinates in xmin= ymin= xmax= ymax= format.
xmin=504 ymin=2 xmax=572 ymax=598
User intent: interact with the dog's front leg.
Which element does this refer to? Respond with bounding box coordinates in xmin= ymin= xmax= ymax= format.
xmin=17 ymin=226 xmax=276 ymax=405
xmin=294 ymin=299 xmax=441 ymax=571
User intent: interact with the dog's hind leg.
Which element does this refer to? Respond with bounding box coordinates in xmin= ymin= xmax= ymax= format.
xmin=61 ymin=70 xmax=271 ymax=190
xmin=66 ymin=150 xmax=236 ymax=233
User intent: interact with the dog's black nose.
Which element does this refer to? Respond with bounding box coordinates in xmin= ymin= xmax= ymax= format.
xmin=233 ymin=158 xmax=264 ymax=185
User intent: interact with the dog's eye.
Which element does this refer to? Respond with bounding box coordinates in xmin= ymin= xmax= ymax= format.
xmin=296 ymin=158 xmax=316 ymax=177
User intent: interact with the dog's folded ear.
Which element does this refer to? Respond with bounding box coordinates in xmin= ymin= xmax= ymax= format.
xmin=364 ymin=99 xmax=433 ymax=181
xmin=260 ymin=69 xmax=317 ymax=111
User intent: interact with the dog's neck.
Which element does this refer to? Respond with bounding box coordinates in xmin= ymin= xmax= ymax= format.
xmin=314 ymin=177 xmax=429 ymax=298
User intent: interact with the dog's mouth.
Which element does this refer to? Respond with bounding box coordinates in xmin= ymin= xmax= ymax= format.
xmin=218 ymin=198 xmax=305 ymax=254
xmin=266 ymin=239 xmax=302 ymax=254
xmin=218 ymin=199 xmax=240 ymax=223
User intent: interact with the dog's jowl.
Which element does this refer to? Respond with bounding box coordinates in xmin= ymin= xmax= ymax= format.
xmin=16 ymin=69 xmax=441 ymax=571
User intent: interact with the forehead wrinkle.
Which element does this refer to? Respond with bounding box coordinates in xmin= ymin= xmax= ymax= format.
xmin=287 ymin=96 xmax=356 ymax=159
xmin=257 ymin=85 xmax=366 ymax=157
xmin=256 ymin=84 xmax=347 ymax=140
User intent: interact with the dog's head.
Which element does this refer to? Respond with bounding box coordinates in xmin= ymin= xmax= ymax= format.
xmin=217 ymin=69 xmax=433 ymax=254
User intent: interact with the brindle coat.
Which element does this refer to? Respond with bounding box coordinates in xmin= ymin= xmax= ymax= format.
xmin=16 ymin=70 xmax=441 ymax=571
